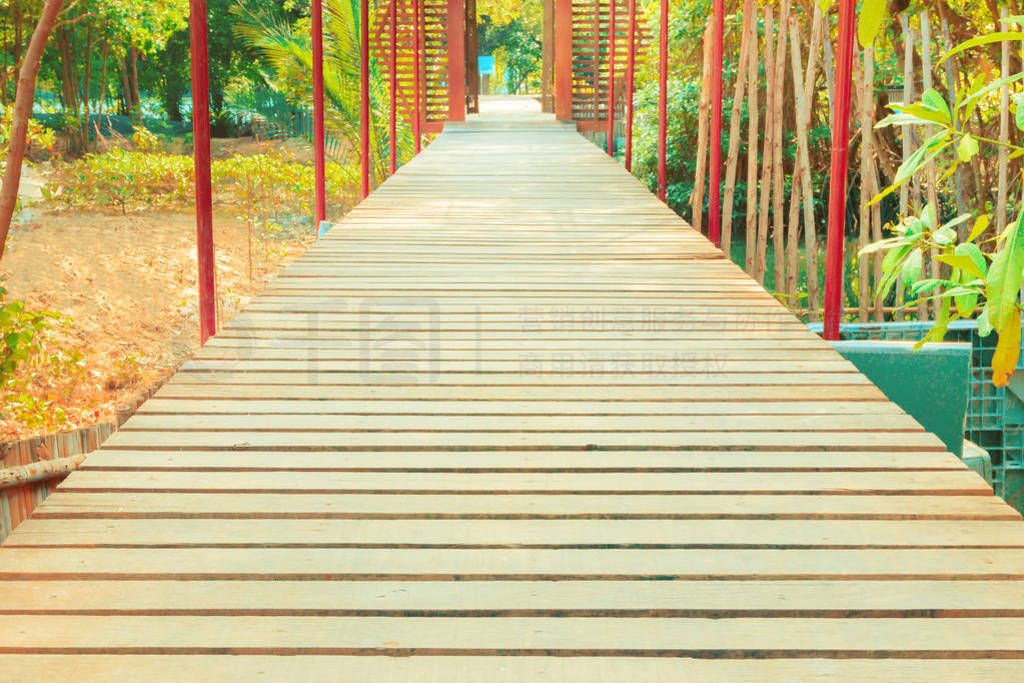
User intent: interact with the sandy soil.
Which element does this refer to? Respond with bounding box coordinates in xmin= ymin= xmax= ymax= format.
xmin=1 ymin=207 xmax=313 ymax=440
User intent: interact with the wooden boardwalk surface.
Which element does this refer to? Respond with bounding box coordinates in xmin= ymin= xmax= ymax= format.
xmin=2 ymin=111 xmax=1024 ymax=679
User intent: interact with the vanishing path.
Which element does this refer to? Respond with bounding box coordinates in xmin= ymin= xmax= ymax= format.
xmin=2 ymin=112 xmax=1023 ymax=678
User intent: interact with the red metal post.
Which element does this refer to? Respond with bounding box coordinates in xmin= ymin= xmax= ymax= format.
xmin=657 ymin=0 xmax=668 ymax=202
xmin=311 ymin=0 xmax=327 ymax=230
xmin=447 ymin=0 xmax=466 ymax=121
xmin=360 ymin=0 xmax=370 ymax=199
xmin=413 ymin=0 xmax=422 ymax=154
xmin=606 ymin=0 xmax=616 ymax=156
xmin=823 ymin=0 xmax=857 ymax=340
xmin=554 ymin=0 xmax=573 ymax=121
xmin=189 ymin=0 xmax=216 ymax=344
xmin=624 ymin=0 xmax=636 ymax=171
xmin=708 ymin=0 xmax=724 ymax=247
xmin=388 ymin=0 xmax=398 ymax=175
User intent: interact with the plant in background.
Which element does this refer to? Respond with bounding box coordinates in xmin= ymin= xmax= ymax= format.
xmin=51 ymin=150 xmax=194 ymax=213
xmin=0 ymin=284 xmax=68 ymax=428
xmin=233 ymin=0 xmax=413 ymax=184
xmin=862 ymin=18 xmax=1024 ymax=386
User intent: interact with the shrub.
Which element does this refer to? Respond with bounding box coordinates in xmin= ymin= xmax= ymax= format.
xmin=51 ymin=150 xmax=194 ymax=213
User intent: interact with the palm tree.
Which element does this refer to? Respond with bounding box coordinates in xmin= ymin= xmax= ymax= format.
xmin=233 ymin=0 xmax=414 ymax=187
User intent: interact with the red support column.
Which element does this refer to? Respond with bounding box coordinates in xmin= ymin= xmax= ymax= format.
xmin=708 ymin=0 xmax=724 ymax=247
xmin=413 ymin=0 xmax=422 ymax=154
xmin=657 ymin=0 xmax=668 ymax=202
xmin=624 ymin=0 xmax=636 ymax=171
xmin=606 ymin=0 xmax=616 ymax=156
xmin=189 ymin=0 xmax=216 ymax=345
xmin=360 ymin=0 xmax=370 ymax=199
xmin=389 ymin=0 xmax=398 ymax=175
xmin=554 ymin=0 xmax=572 ymax=121
xmin=311 ymin=0 xmax=327 ymax=230
xmin=447 ymin=0 xmax=466 ymax=122
xmin=823 ymin=0 xmax=857 ymax=340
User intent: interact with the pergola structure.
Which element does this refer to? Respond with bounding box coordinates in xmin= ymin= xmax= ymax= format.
xmin=187 ymin=0 xmax=857 ymax=344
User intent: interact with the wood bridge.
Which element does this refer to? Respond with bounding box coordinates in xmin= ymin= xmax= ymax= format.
xmin=2 ymin=103 xmax=1024 ymax=679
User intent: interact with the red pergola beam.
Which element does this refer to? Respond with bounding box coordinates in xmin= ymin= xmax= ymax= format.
xmin=447 ymin=0 xmax=466 ymax=121
xmin=606 ymin=0 xmax=616 ymax=156
xmin=360 ymin=0 xmax=370 ymax=199
xmin=389 ymin=0 xmax=398 ymax=175
xmin=189 ymin=0 xmax=216 ymax=344
xmin=657 ymin=0 xmax=668 ymax=202
xmin=624 ymin=0 xmax=636 ymax=172
xmin=311 ymin=0 xmax=327 ymax=230
xmin=413 ymin=0 xmax=423 ymax=155
xmin=823 ymin=0 xmax=857 ymax=340
xmin=554 ymin=0 xmax=572 ymax=121
xmin=708 ymin=0 xmax=724 ymax=247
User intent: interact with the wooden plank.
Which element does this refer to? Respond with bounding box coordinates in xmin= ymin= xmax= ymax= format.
xmin=1 ymin=615 xmax=1023 ymax=653
xmin=135 ymin=399 xmax=903 ymax=415
xmin=4 ymin=546 xmax=1024 ymax=579
xmin=117 ymin=413 xmax=925 ymax=433
xmin=35 ymin=492 xmax=1019 ymax=520
xmin=55 ymin=470 xmax=985 ymax=494
xmin=149 ymin=383 xmax=890 ymax=401
xmin=2 ymin=656 xmax=1022 ymax=680
xmin=3 ymin=579 xmax=1023 ymax=614
xmin=9 ymin=518 xmax=1023 ymax=547
xmin=95 ymin=431 xmax=947 ymax=452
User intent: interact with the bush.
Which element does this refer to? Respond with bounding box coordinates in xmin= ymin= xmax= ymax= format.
xmin=50 ymin=150 xmax=194 ymax=213
xmin=49 ymin=148 xmax=359 ymax=219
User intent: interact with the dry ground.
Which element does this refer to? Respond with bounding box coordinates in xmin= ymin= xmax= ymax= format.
xmin=1 ymin=207 xmax=312 ymax=440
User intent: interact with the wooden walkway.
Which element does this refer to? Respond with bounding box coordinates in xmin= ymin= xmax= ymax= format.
xmin=2 ymin=112 xmax=1024 ymax=679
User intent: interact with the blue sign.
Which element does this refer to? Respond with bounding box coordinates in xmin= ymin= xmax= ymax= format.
xmin=478 ymin=56 xmax=495 ymax=76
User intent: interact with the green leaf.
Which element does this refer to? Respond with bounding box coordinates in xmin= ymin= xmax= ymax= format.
xmin=902 ymin=250 xmax=923 ymax=286
xmin=920 ymin=89 xmax=952 ymax=125
xmin=968 ymin=215 xmax=991 ymax=243
xmin=859 ymin=0 xmax=888 ymax=47
xmin=955 ymin=242 xmax=988 ymax=278
xmin=893 ymin=101 xmax=950 ymax=127
xmin=978 ymin=306 xmax=995 ymax=337
xmin=934 ymin=253 xmax=985 ymax=279
xmin=941 ymin=32 xmax=1024 ymax=64
xmin=871 ymin=133 xmax=951 ymax=206
xmin=986 ymin=207 xmax=1024 ymax=330
xmin=953 ymin=269 xmax=981 ymax=318
xmin=910 ymin=278 xmax=944 ymax=295
xmin=957 ymin=135 xmax=980 ymax=162
xmin=959 ymin=72 xmax=1024 ymax=117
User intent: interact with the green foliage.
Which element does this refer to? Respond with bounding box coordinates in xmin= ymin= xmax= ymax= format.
xmin=864 ymin=28 xmax=1024 ymax=386
xmin=0 ymin=284 xmax=70 ymax=429
xmin=233 ymin=0 xmax=412 ymax=184
xmin=0 ymin=286 xmax=59 ymax=388
xmin=52 ymin=150 xmax=194 ymax=213
xmin=478 ymin=6 xmax=542 ymax=95
xmin=49 ymin=148 xmax=358 ymax=219
xmin=0 ymin=103 xmax=56 ymax=157
xmin=212 ymin=151 xmax=358 ymax=226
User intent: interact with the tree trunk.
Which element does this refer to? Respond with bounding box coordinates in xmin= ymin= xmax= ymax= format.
xmin=0 ymin=0 xmax=65 ymax=263
xmin=721 ymin=0 xmax=754 ymax=261
xmin=130 ymin=45 xmax=141 ymax=124
xmin=743 ymin=5 xmax=760 ymax=276
xmin=755 ymin=7 xmax=776 ymax=286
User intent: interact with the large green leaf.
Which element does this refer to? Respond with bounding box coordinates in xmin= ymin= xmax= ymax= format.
xmin=941 ymin=32 xmax=1024 ymax=64
xmin=957 ymin=135 xmax=980 ymax=162
xmin=986 ymin=207 xmax=1024 ymax=331
xmin=858 ymin=0 xmax=888 ymax=48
